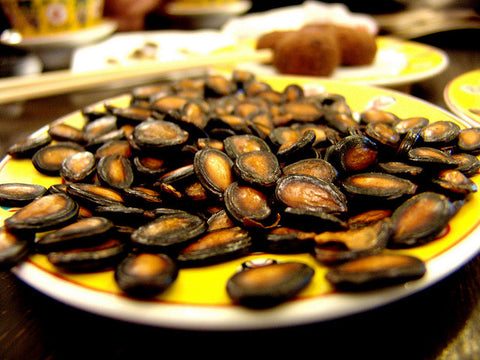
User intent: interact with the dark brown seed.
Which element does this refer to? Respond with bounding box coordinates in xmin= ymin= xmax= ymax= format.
xmin=194 ymin=148 xmax=234 ymax=197
xmin=377 ymin=161 xmax=423 ymax=178
xmin=176 ymin=226 xmax=251 ymax=267
xmin=151 ymin=95 xmax=188 ymax=114
xmin=133 ymin=120 xmax=189 ymax=151
xmin=335 ymin=135 xmax=378 ymax=173
xmin=360 ymin=108 xmax=398 ymax=125
xmin=0 ymin=226 xmax=32 ymax=269
xmin=390 ymin=192 xmax=455 ymax=247
xmin=66 ymin=183 xmax=125 ymax=207
xmin=97 ymin=154 xmax=134 ymax=189
xmin=281 ymin=101 xmax=323 ymax=122
xmin=432 ymin=169 xmax=477 ymax=196
xmin=4 ymin=193 xmax=79 ymax=232
xmin=324 ymin=110 xmax=360 ymax=134
xmin=47 ymin=238 xmax=125 ymax=272
xmin=224 ymin=182 xmax=272 ymax=225
xmin=48 ymin=123 xmax=85 ymax=143
xmin=365 ymin=122 xmax=401 ymax=148
xmin=0 ymin=183 xmax=47 ymax=207
xmin=7 ymin=131 xmax=52 ymax=158
xmin=275 ymin=174 xmax=347 ymax=214
xmin=393 ymin=117 xmax=429 ymax=134
xmin=420 ymin=120 xmax=460 ymax=144
xmin=408 ymin=147 xmax=460 ymax=168
xmin=282 ymin=158 xmax=337 ymax=182
xmin=223 ymin=134 xmax=271 ymax=159
xmin=342 ymin=172 xmax=417 ymax=200
xmin=114 ymin=253 xmax=178 ymax=298
xmin=83 ymin=115 xmax=118 ymax=143
xmin=325 ymin=254 xmax=426 ymax=290
xmin=94 ymin=140 xmax=132 ymax=159
xmin=452 ymin=153 xmax=480 ymax=176
xmin=226 ymin=261 xmax=314 ymax=308
xmin=35 ymin=217 xmax=114 ymax=252
xmin=60 ymin=151 xmax=97 ymax=183
xmin=458 ymin=127 xmax=480 ymax=153
xmin=234 ymin=151 xmax=281 ymax=187
xmin=131 ymin=212 xmax=207 ymax=251
xmin=32 ymin=142 xmax=85 ymax=175
xmin=204 ymin=74 xmax=237 ymax=97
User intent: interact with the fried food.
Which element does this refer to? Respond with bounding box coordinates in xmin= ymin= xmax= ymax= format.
xmin=272 ymin=28 xmax=341 ymax=77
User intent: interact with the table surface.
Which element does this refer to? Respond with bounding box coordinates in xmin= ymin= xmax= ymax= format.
xmin=1 ymin=29 xmax=480 ymax=360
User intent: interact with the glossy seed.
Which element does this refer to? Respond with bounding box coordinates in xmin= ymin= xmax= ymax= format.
xmin=275 ymin=174 xmax=347 ymax=214
xmin=114 ymin=253 xmax=178 ymax=298
xmin=420 ymin=120 xmax=460 ymax=144
xmin=224 ymin=182 xmax=272 ymax=225
xmin=32 ymin=142 xmax=85 ymax=175
xmin=48 ymin=123 xmax=85 ymax=143
xmin=176 ymin=226 xmax=251 ymax=267
xmin=4 ymin=193 xmax=79 ymax=232
xmin=60 ymin=151 xmax=97 ymax=183
xmin=131 ymin=212 xmax=207 ymax=251
xmin=35 ymin=216 xmax=113 ymax=252
xmin=0 ymin=226 xmax=31 ymax=269
xmin=194 ymin=148 xmax=234 ymax=197
xmin=282 ymin=158 xmax=337 ymax=182
xmin=47 ymin=238 xmax=125 ymax=272
xmin=432 ymin=169 xmax=477 ymax=196
xmin=0 ymin=183 xmax=47 ymax=207
xmin=390 ymin=192 xmax=455 ymax=247
xmin=458 ymin=127 xmax=480 ymax=153
xmin=133 ymin=120 xmax=189 ymax=151
xmin=342 ymin=172 xmax=417 ymax=200
xmin=233 ymin=151 xmax=281 ymax=187
xmin=97 ymin=154 xmax=134 ymax=189
xmin=223 ymin=134 xmax=271 ymax=159
xmin=226 ymin=261 xmax=314 ymax=308
xmin=325 ymin=254 xmax=426 ymax=290
xmin=66 ymin=183 xmax=125 ymax=207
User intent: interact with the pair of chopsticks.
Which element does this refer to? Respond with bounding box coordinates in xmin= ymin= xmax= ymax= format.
xmin=0 ymin=49 xmax=272 ymax=105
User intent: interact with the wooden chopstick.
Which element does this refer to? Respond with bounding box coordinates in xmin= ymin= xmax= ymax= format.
xmin=0 ymin=49 xmax=272 ymax=105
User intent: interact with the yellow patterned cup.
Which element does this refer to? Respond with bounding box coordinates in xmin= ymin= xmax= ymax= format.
xmin=1 ymin=0 xmax=104 ymax=37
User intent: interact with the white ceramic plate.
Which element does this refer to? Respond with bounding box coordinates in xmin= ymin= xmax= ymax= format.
xmin=2 ymin=77 xmax=479 ymax=330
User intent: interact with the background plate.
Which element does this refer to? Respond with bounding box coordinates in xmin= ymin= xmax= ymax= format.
xmin=444 ymin=69 xmax=480 ymax=126
xmin=218 ymin=37 xmax=449 ymax=87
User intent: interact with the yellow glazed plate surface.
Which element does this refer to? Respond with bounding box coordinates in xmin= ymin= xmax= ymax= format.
xmin=2 ymin=76 xmax=479 ymax=330
xmin=216 ymin=37 xmax=449 ymax=87
xmin=444 ymin=69 xmax=480 ymax=126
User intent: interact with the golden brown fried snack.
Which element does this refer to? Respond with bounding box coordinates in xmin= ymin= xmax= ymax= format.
xmin=302 ymin=23 xmax=377 ymax=66
xmin=255 ymin=30 xmax=294 ymax=51
xmin=332 ymin=25 xmax=377 ymax=66
xmin=272 ymin=28 xmax=340 ymax=76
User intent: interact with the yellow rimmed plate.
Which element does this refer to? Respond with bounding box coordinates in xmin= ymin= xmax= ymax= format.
xmin=2 ymin=76 xmax=479 ymax=330
xmin=215 ymin=36 xmax=449 ymax=88
xmin=444 ymin=69 xmax=480 ymax=126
